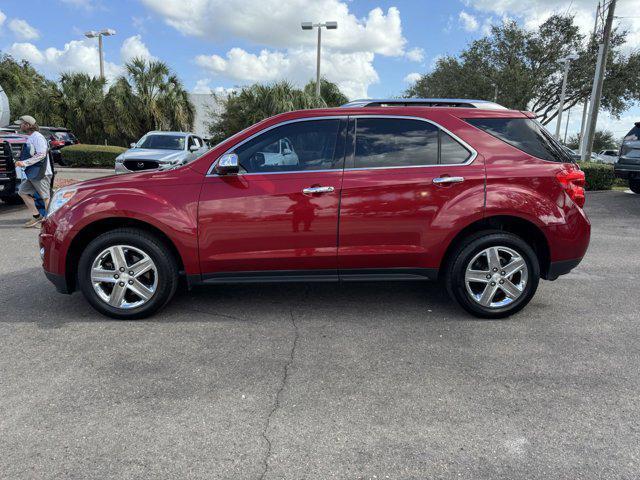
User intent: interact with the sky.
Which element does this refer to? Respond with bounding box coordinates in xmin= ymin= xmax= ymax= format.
xmin=0 ymin=0 xmax=638 ymax=141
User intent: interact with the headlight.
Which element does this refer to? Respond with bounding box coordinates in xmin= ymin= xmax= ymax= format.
xmin=48 ymin=188 xmax=77 ymax=216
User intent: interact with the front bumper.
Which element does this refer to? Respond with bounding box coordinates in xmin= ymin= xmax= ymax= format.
xmin=0 ymin=176 xmax=18 ymax=198
xmin=44 ymin=270 xmax=71 ymax=294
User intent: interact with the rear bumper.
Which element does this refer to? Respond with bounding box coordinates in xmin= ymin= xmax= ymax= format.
xmin=614 ymin=162 xmax=640 ymax=179
xmin=546 ymin=258 xmax=583 ymax=281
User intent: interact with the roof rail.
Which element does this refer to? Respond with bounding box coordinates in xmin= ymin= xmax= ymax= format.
xmin=340 ymin=98 xmax=507 ymax=110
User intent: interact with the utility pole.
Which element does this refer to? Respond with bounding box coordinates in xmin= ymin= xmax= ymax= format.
xmin=554 ymin=55 xmax=578 ymax=139
xmin=301 ymin=21 xmax=338 ymax=97
xmin=582 ymin=0 xmax=616 ymax=161
xmin=84 ymin=29 xmax=116 ymax=79
xmin=579 ymin=1 xmax=601 ymax=157
xmin=564 ymin=107 xmax=571 ymax=143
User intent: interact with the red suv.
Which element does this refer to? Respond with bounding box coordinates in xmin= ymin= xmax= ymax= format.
xmin=40 ymin=102 xmax=590 ymax=319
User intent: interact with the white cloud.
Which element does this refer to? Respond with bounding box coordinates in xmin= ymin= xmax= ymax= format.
xmin=459 ymin=11 xmax=479 ymax=32
xmin=8 ymin=18 xmax=40 ymax=40
xmin=7 ymin=36 xmax=158 ymax=82
xmin=121 ymin=35 xmax=155 ymax=63
xmin=403 ymin=72 xmax=422 ymax=84
xmin=196 ymin=47 xmax=378 ymax=99
xmin=142 ymin=0 xmax=406 ymax=57
xmin=405 ymin=47 xmax=425 ymax=63
xmin=0 ymin=10 xmax=6 ymax=28
xmin=464 ymin=0 xmax=640 ymax=50
xmin=192 ymin=79 xmax=238 ymax=96
xmin=8 ymin=39 xmax=122 ymax=80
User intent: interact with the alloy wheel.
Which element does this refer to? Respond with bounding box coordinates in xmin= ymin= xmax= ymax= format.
xmin=90 ymin=245 xmax=158 ymax=309
xmin=464 ymin=246 xmax=528 ymax=309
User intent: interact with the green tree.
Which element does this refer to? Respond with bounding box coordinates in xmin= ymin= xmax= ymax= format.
xmin=103 ymin=58 xmax=195 ymax=146
xmin=207 ymin=79 xmax=348 ymax=142
xmin=566 ymin=130 xmax=617 ymax=152
xmin=0 ymin=53 xmax=63 ymax=126
xmin=405 ymin=15 xmax=640 ymax=125
xmin=59 ymin=73 xmax=107 ymax=144
xmin=207 ymin=81 xmax=329 ymax=143
xmin=304 ymin=78 xmax=349 ymax=106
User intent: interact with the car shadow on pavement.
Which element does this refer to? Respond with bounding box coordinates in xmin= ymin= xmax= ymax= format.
xmin=0 ymin=266 xmax=478 ymax=329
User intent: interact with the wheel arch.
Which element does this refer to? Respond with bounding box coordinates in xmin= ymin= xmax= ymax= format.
xmin=65 ymin=217 xmax=186 ymax=293
xmin=439 ymin=215 xmax=552 ymax=280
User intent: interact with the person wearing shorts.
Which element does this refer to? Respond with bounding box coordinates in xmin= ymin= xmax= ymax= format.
xmin=14 ymin=115 xmax=51 ymax=228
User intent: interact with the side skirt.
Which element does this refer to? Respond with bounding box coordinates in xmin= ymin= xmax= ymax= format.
xmin=187 ymin=268 xmax=438 ymax=287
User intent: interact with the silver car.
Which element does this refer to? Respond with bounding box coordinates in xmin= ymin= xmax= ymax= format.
xmin=115 ymin=131 xmax=207 ymax=174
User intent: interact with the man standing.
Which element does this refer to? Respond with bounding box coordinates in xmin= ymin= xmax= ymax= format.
xmin=14 ymin=115 xmax=51 ymax=227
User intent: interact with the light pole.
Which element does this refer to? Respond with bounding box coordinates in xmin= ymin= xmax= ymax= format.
xmin=554 ymin=54 xmax=578 ymax=139
xmin=84 ymin=29 xmax=116 ymax=79
xmin=301 ymin=21 xmax=337 ymax=97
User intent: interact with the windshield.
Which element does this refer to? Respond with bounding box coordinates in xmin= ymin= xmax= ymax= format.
xmin=137 ymin=134 xmax=186 ymax=150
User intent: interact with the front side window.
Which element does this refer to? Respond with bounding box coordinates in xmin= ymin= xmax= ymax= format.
xmin=466 ymin=117 xmax=572 ymax=163
xmin=354 ymin=118 xmax=470 ymax=168
xmin=234 ymin=119 xmax=341 ymax=173
xmin=137 ymin=134 xmax=186 ymax=151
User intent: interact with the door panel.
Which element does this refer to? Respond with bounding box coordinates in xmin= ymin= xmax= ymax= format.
xmin=198 ymin=118 xmax=346 ymax=276
xmin=198 ymin=171 xmax=343 ymax=274
xmin=338 ymin=116 xmax=485 ymax=272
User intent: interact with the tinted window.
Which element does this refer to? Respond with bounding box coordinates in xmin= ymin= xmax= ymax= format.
xmin=440 ymin=130 xmax=471 ymax=164
xmin=235 ymin=119 xmax=341 ymax=173
xmin=355 ymin=118 xmax=438 ymax=168
xmin=466 ymin=117 xmax=571 ymax=163
xmin=624 ymin=125 xmax=640 ymax=142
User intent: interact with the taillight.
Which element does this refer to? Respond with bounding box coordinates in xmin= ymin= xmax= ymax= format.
xmin=556 ymin=167 xmax=586 ymax=208
xmin=50 ymin=140 xmax=65 ymax=148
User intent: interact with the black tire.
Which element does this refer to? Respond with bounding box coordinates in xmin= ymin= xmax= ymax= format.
xmin=77 ymin=228 xmax=179 ymax=319
xmin=1 ymin=194 xmax=23 ymax=205
xmin=445 ymin=230 xmax=540 ymax=319
xmin=630 ymin=179 xmax=640 ymax=194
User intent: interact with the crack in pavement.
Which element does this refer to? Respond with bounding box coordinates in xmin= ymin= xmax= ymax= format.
xmin=258 ymin=309 xmax=299 ymax=480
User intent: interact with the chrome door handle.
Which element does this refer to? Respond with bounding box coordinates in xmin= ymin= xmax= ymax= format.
xmin=302 ymin=186 xmax=335 ymax=195
xmin=433 ymin=176 xmax=464 ymax=185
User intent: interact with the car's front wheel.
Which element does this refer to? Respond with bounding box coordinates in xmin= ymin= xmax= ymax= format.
xmin=445 ymin=231 xmax=540 ymax=319
xmin=77 ymin=228 xmax=179 ymax=319
xmin=629 ymin=179 xmax=640 ymax=194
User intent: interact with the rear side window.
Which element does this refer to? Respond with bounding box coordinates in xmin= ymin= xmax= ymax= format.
xmin=466 ymin=117 xmax=571 ymax=163
xmin=354 ymin=118 xmax=471 ymax=168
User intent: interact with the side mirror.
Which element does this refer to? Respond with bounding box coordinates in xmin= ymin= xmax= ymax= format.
xmin=215 ymin=153 xmax=240 ymax=175
xmin=130 ymin=143 xmax=136 ymax=148
xmin=282 ymin=148 xmax=292 ymax=155
xmin=189 ymin=144 xmax=200 ymax=152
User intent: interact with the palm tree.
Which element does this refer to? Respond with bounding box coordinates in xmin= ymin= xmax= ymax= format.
xmin=304 ymin=78 xmax=349 ymax=106
xmin=103 ymin=58 xmax=195 ymax=145
xmin=59 ymin=73 xmax=106 ymax=144
xmin=208 ymin=80 xmax=330 ymax=143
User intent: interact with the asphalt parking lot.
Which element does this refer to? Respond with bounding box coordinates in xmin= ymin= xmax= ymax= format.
xmin=1 ymin=191 xmax=639 ymax=480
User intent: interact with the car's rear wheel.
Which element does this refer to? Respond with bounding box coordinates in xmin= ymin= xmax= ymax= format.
xmin=77 ymin=228 xmax=178 ymax=319
xmin=445 ymin=231 xmax=540 ymax=319
xmin=629 ymin=179 xmax=640 ymax=194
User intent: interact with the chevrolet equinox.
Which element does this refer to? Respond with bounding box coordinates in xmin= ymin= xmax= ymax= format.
xmin=40 ymin=101 xmax=590 ymax=319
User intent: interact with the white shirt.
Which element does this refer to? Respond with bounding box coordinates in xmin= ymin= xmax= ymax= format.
xmin=15 ymin=131 xmax=51 ymax=178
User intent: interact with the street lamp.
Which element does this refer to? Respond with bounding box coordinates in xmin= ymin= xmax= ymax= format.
xmin=554 ymin=54 xmax=579 ymax=139
xmin=301 ymin=21 xmax=338 ymax=97
xmin=84 ymin=28 xmax=116 ymax=79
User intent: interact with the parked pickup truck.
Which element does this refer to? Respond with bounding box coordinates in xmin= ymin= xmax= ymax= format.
xmin=0 ymin=133 xmax=27 ymax=204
